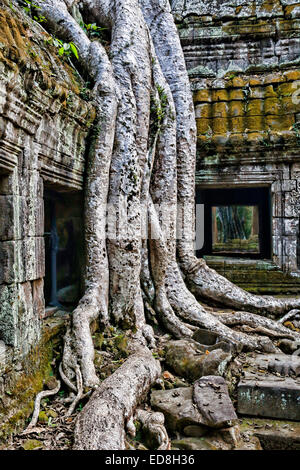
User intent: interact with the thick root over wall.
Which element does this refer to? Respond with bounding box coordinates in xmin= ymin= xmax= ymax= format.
xmin=21 ymin=0 xmax=300 ymax=449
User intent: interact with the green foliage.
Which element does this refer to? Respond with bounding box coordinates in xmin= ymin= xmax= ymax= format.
xmin=150 ymin=85 xmax=170 ymax=137
xmin=79 ymin=21 xmax=108 ymax=41
xmin=21 ymin=0 xmax=46 ymax=23
xmin=76 ymin=403 xmax=83 ymax=412
xmin=20 ymin=1 xmax=79 ymax=59
xmin=9 ymin=2 xmax=16 ymax=12
xmin=45 ymin=37 xmax=79 ymax=60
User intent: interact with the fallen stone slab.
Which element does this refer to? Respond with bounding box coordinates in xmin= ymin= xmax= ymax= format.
xmin=150 ymin=387 xmax=209 ymax=433
xmin=193 ymin=376 xmax=238 ymax=429
xmin=240 ymin=417 xmax=300 ymax=450
xmin=255 ymin=428 xmax=300 ymax=450
xmin=238 ymin=376 xmax=300 ymax=421
xmin=246 ymin=353 xmax=300 ymax=377
xmin=165 ymin=339 xmax=231 ymax=381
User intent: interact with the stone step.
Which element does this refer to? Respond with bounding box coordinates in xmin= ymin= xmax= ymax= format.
xmin=237 ymin=354 xmax=300 ymax=421
xmin=240 ymin=418 xmax=300 ymax=450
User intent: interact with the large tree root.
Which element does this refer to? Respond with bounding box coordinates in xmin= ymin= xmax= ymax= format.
xmin=214 ymin=311 xmax=300 ymax=341
xmin=73 ymin=348 xmax=161 ymax=450
xmin=185 ymin=261 xmax=300 ymax=316
xmin=141 ymin=0 xmax=300 ymax=318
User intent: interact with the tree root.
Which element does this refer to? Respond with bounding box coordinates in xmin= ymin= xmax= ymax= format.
xmin=73 ymin=348 xmax=161 ymax=450
xmin=185 ymin=259 xmax=300 ymax=317
xmin=65 ymin=365 xmax=84 ymax=417
xmin=22 ymin=380 xmax=61 ymax=433
xmin=214 ymin=311 xmax=300 ymax=341
xmin=135 ymin=408 xmax=170 ymax=450
xmin=278 ymin=309 xmax=300 ymax=325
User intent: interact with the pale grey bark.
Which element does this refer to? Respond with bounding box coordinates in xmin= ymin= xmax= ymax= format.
xmin=73 ymin=348 xmax=161 ymax=450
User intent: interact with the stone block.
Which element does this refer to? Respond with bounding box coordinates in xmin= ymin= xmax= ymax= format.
xmin=212 ymin=101 xmax=228 ymax=118
xmin=228 ymin=100 xmax=244 ymax=117
xmin=32 ymin=278 xmax=45 ymax=319
xmin=165 ymin=339 xmax=231 ymax=381
xmin=151 ymin=387 xmax=208 ymax=432
xmin=0 ymin=240 xmax=16 ymax=283
xmin=238 ymin=377 xmax=300 ymax=420
xmin=246 ymin=99 xmax=263 ymax=116
xmin=284 ymin=217 xmax=299 ymax=235
xmin=193 ymin=376 xmax=238 ymax=429
xmin=195 ymin=103 xmax=211 ymax=119
xmin=0 ymin=283 xmax=18 ymax=346
xmin=22 ymin=237 xmax=45 ymax=281
xmin=0 ymin=196 xmax=14 ymax=240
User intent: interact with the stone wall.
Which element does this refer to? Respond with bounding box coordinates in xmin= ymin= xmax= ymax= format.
xmin=0 ymin=0 xmax=95 ymax=360
xmin=173 ymin=0 xmax=300 ymax=293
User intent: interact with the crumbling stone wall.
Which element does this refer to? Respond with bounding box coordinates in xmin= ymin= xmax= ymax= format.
xmin=173 ymin=0 xmax=300 ymax=293
xmin=0 ymin=0 xmax=95 ymax=359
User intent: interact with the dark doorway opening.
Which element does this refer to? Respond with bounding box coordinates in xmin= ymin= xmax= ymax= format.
xmin=196 ymin=186 xmax=271 ymax=259
xmin=44 ymin=189 xmax=84 ymax=309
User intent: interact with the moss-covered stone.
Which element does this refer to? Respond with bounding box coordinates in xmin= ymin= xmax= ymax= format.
xmin=0 ymin=316 xmax=66 ymax=443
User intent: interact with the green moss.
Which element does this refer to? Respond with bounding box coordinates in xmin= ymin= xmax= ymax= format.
xmin=0 ymin=318 xmax=65 ymax=443
xmin=22 ymin=439 xmax=43 ymax=450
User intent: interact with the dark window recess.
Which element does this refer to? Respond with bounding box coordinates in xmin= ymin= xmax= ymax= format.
xmin=44 ymin=189 xmax=84 ymax=308
xmin=196 ymin=187 xmax=271 ymax=259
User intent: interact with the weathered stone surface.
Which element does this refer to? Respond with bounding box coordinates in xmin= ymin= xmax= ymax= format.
xmin=193 ymin=376 xmax=238 ymax=429
xmin=268 ymin=354 xmax=300 ymax=377
xmin=237 ymin=376 xmax=300 ymax=421
xmin=0 ymin=0 xmax=95 ymax=360
xmin=245 ymin=353 xmax=300 ymax=377
xmin=150 ymin=387 xmax=208 ymax=432
xmin=57 ymin=283 xmax=80 ymax=304
xmin=172 ymin=428 xmax=242 ymax=450
xmin=171 ymin=437 xmax=218 ymax=450
xmin=32 ymin=279 xmax=45 ymax=319
xmin=183 ymin=424 xmax=208 ymax=438
xmin=165 ymin=339 xmax=231 ymax=381
xmin=0 ymin=241 xmax=15 ymax=283
xmin=255 ymin=428 xmax=300 ymax=450
xmin=192 ymin=328 xmax=220 ymax=345
xmin=0 ymin=196 xmax=14 ymax=241
xmin=240 ymin=417 xmax=300 ymax=450
xmin=215 ymin=424 xmax=241 ymax=449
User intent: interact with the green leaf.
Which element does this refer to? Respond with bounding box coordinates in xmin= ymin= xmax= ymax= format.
xmin=58 ymin=47 xmax=65 ymax=56
xmin=70 ymin=42 xmax=79 ymax=59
